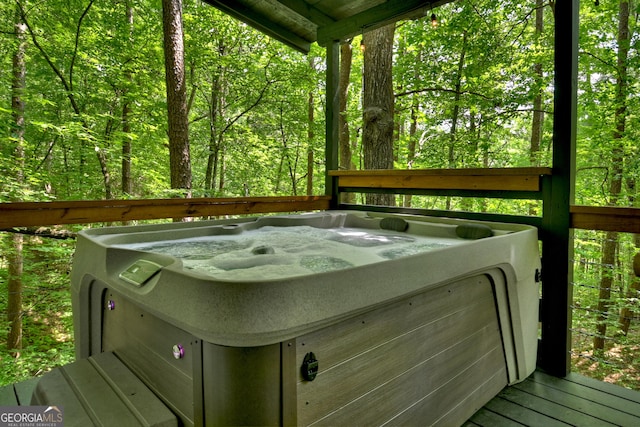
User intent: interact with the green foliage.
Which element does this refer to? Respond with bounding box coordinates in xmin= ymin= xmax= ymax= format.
xmin=0 ymin=234 xmax=75 ymax=386
xmin=572 ymin=230 xmax=640 ymax=390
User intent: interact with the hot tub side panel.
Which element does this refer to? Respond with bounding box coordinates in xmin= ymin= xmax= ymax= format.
xmin=201 ymin=343 xmax=282 ymax=426
xmin=101 ymin=288 xmax=203 ymax=426
xmin=292 ymin=273 xmax=509 ymax=427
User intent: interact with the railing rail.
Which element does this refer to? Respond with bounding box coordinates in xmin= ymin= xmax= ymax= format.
xmin=0 ymin=196 xmax=331 ymax=228
xmin=329 ymin=167 xmax=552 ymax=192
xmin=570 ymin=205 xmax=640 ymax=233
xmin=1 ymin=169 xmax=638 ymax=234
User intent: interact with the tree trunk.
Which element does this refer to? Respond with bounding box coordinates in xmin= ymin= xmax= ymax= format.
xmin=7 ymin=4 xmax=27 ymax=355
xmin=121 ymin=0 xmax=134 ymax=196
xmin=404 ymin=94 xmax=419 ymax=208
xmin=7 ymin=234 xmax=23 ymax=355
xmin=594 ymin=0 xmax=629 ymax=351
xmin=307 ymin=84 xmax=314 ymax=196
xmin=205 ymin=69 xmax=223 ymax=193
xmin=530 ymin=0 xmax=544 ymax=168
xmin=594 ymin=232 xmax=618 ymax=350
xmin=619 ymin=176 xmax=639 ymax=333
xmin=307 ymin=149 xmax=314 ymax=196
xmin=363 ymin=25 xmax=395 ymax=206
xmin=445 ymin=30 xmax=467 ymax=210
xmin=277 ymin=103 xmax=300 ymax=195
xmin=448 ymin=30 xmax=467 ymax=169
xmin=162 ymin=0 xmax=192 ymax=195
xmin=339 ymin=41 xmax=355 ymax=203
xmin=618 ymin=252 xmax=640 ymax=335
xmin=529 ymin=0 xmax=545 ymax=216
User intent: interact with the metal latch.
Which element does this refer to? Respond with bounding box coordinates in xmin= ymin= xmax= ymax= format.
xmin=302 ymin=352 xmax=319 ymax=381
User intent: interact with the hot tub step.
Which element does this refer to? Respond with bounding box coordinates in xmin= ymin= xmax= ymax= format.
xmin=30 ymin=351 xmax=177 ymax=427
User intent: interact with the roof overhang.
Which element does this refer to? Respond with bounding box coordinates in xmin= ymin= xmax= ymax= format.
xmin=203 ymin=0 xmax=455 ymax=53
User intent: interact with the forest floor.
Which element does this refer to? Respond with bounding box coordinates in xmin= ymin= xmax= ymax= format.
xmin=0 ymin=288 xmax=74 ymax=387
xmin=572 ymin=332 xmax=640 ymax=391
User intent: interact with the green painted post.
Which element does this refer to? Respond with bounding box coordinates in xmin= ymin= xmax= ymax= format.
xmin=539 ymin=0 xmax=578 ymax=377
xmin=325 ymin=41 xmax=340 ymax=209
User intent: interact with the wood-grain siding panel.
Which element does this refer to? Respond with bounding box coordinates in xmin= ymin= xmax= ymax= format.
xmin=383 ymin=350 xmax=508 ymax=426
xmin=296 ymin=274 xmax=505 ymax=426
xmin=297 ymin=295 xmax=498 ymax=423
xmin=295 ymin=275 xmax=493 ymax=379
xmin=305 ymin=327 xmax=505 ymax=426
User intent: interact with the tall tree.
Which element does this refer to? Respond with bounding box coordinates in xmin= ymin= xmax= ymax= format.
xmin=203 ymin=37 xmax=227 ymax=194
xmin=307 ymin=55 xmax=317 ymax=196
xmin=121 ymin=0 xmax=135 ymax=196
xmin=162 ymin=0 xmax=191 ymax=195
xmin=445 ymin=30 xmax=468 ymax=210
xmin=362 ymin=24 xmax=395 ymax=206
xmin=7 ymin=3 xmax=28 ymax=355
xmin=339 ymin=40 xmax=355 ymax=203
xmin=528 ymin=0 xmax=546 ymax=216
xmin=594 ymin=0 xmax=630 ymax=351
xmin=404 ymin=94 xmax=420 ymax=208
xmin=530 ymin=0 xmax=545 ymax=168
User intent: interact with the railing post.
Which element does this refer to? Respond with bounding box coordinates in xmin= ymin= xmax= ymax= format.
xmin=325 ymin=41 xmax=340 ymax=209
xmin=538 ymin=0 xmax=578 ymax=377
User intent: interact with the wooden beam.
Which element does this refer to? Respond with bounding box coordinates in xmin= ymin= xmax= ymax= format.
xmin=277 ymin=0 xmax=335 ymax=26
xmin=317 ymin=0 xmax=454 ymax=46
xmin=329 ymin=168 xmax=551 ymax=192
xmin=571 ymin=205 xmax=640 ymax=233
xmin=0 ymin=196 xmax=331 ymax=228
xmin=203 ymin=0 xmax=313 ymax=53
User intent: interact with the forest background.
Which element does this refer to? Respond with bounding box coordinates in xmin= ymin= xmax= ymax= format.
xmin=0 ymin=0 xmax=639 ymax=389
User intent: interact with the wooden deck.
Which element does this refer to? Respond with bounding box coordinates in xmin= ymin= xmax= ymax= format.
xmin=466 ymin=370 xmax=640 ymax=427
xmin=0 ymin=377 xmax=38 ymax=406
xmin=3 ymin=369 xmax=640 ymax=426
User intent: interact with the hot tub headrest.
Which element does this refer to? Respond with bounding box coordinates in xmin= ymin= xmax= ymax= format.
xmin=379 ymin=217 xmax=409 ymax=232
xmin=455 ymin=224 xmax=494 ymax=240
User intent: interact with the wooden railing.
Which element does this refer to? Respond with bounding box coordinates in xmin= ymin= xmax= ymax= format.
xmin=329 ymin=168 xmax=639 ymax=233
xmin=329 ymin=167 xmax=552 ymax=193
xmin=0 ymin=196 xmax=331 ymax=228
xmin=570 ymin=205 xmax=640 ymax=233
xmin=1 ymin=169 xmax=637 ymax=233
xmin=0 ymin=168 xmax=640 ymax=233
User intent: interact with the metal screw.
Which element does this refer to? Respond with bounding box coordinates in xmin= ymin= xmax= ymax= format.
xmin=172 ymin=344 xmax=184 ymax=359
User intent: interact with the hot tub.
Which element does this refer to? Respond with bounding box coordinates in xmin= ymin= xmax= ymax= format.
xmin=66 ymin=210 xmax=539 ymax=426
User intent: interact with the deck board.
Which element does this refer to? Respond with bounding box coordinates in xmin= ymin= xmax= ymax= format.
xmin=0 ymin=378 xmax=38 ymax=406
xmin=0 ymin=384 xmax=18 ymax=406
xmin=468 ymin=370 xmax=640 ymax=427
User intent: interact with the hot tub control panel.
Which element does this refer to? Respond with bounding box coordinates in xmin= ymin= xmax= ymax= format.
xmin=119 ymin=259 xmax=163 ymax=286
